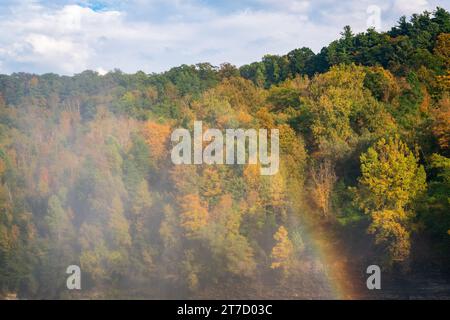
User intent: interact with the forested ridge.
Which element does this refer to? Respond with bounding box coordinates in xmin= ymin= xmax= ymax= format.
xmin=0 ymin=8 xmax=449 ymax=299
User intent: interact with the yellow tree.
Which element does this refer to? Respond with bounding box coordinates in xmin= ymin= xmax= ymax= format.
xmin=142 ymin=120 xmax=171 ymax=163
xmin=368 ymin=209 xmax=411 ymax=262
xmin=310 ymin=160 xmax=337 ymax=219
xmin=208 ymin=194 xmax=256 ymax=277
xmin=243 ymin=164 xmax=263 ymax=214
xmin=356 ymin=136 xmax=426 ymax=263
xmin=131 ymin=180 xmax=152 ymax=217
xmin=268 ymin=173 xmax=286 ymax=210
xmin=434 ymin=33 xmax=450 ymax=68
xmin=108 ymin=196 xmax=132 ymax=248
xmin=270 ymin=226 xmax=294 ymax=273
xmin=179 ymin=194 xmax=209 ymax=238
xmin=432 ymin=94 xmax=450 ymax=151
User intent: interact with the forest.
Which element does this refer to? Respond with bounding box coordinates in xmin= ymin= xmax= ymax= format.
xmin=0 ymin=7 xmax=449 ymax=299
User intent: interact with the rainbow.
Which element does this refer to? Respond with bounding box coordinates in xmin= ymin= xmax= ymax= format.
xmin=298 ymin=215 xmax=360 ymax=299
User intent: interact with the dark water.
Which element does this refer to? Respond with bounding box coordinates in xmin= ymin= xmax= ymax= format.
xmin=362 ymin=272 xmax=450 ymax=300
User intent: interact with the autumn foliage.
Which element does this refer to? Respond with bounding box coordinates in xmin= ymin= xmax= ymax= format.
xmin=0 ymin=8 xmax=449 ymax=299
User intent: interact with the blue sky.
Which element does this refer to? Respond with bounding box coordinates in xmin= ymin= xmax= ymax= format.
xmin=0 ymin=0 xmax=447 ymax=75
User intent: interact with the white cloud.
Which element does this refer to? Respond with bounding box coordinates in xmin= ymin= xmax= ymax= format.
xmin=96 ymin=67 xmax=108 ymax=75
xmin=0 ymin=0 xmax=445 ymax=75
xmin=394 ymin=0 xmax=431 ymax=15
xmin=258 ymin=0 xmax=311 ymax=14
xmin=0 ymin=3 xmax=123 ymax=73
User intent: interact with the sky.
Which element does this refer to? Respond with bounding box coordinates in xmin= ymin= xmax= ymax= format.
xmin=0 ymin=0 xmax=447 ymax=75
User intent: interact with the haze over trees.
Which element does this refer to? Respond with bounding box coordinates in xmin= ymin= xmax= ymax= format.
xmin=0 ymin=8 xmax=449 ymax=299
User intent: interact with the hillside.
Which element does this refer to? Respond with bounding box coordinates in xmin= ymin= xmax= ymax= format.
xmin=0 ymin=8 xmax=449 ymax=299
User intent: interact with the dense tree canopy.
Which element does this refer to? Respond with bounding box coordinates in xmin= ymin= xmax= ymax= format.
xmin=0 ymin=8 xmax=449 ymax=299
